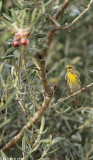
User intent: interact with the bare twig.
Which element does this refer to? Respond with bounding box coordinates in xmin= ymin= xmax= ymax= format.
xmin=17 ymin=53 xmax=30 ymax=119
xmin=68 ymin=0 xmax=93 ymax=28
xmin=52 ymin=0 xmax=93 ymax=31
xmin=72 ymin=13 xmax=93 ymax=30
xmin=54 ymin=0 xmax=71 ymax=19
xmin=50 ymin=82 xmax=93 ymax=109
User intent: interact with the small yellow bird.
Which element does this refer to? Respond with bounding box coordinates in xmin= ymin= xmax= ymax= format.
xmin=65 ymin=65 xmax=81 ymax=105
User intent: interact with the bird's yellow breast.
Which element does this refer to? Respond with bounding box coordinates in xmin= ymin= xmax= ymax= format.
xmin=66 ymin=72 xmax=79 ymax=85
xmin=65 ymin=65 xmax=80 ymax=93
xmin=66 ymin=72 xmax=80 ymax=92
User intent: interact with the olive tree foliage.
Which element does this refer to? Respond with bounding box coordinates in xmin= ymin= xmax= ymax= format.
xmin=0 ymin=0 xmax=93 ymax=159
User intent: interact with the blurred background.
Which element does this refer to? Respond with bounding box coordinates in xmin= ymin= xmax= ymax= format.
xmin=0 ymin=0 xmax=93 ymax=159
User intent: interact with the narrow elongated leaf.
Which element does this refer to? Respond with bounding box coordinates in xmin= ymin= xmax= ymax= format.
xmin=31 ymin=8 xmax=37 ymax=25
xmin=24 ymin=129 xmax=31 ymax=145
xmin=41 ymin=139 xmax=50 ymax=144
xmin=2 ymin=32 xmax=13 ymax=41
xmin=52 ymin=137 xmax=64 ymax=145
xmin=29 ymin=119 xmax=37 ymax=130
xmin=35 ymin=9 xmax=42 ymax=25
xmin=21 ymin=9 xmax=26 ymax=28
xmin=3 ymin=13 xmax=13 ymax=22
xmin=11 ymin=9 xmax=20 ymax=26
xmin=0 ymin=63 xmax=3 ymax=73
xmin=0 ymin=24 xmax=6 ymax=29
xmin=41 ymin=144 xmax=50 ymax=157
xmin=89 ymin=156 xmax=93 ymax=160
xmin=0 ymin=1 xmax=2 ymax=10
xmin=41 ymin=1 xmax=45 ymax=13
xmin=31 ymin=142 xmax=41 ymax=152
xmin=0 ymin=118 xmax=11 ymax=129
xmin=0 ymin=100 xmax=4 ymax=108
xmin=62 ymin=106 xmax=71 ymax=114
xmin=22 ymin=136 xmax=26 ymax=157
xmin=35 ymin=34 xmax=46 ymax=38
xmin=0 ymin=90 xmax=16 ymax=111
xmin=0 ymin=55 xmax=14 ymax=60
xmin=30 ymin=55 xmax=40 ymax=70
xmin=5 ymin=47 xmax=16 ymax=56
xmin=0 ymin=151 xmax=6 ymax=159
xmin=45 ymin=0 xmax=52 ymax=7
xmin=0 ymin=112 xmax=17 ymax=129
xmin=13 ymin=0 xmax=23 ymax=9
xmin=27 ymin=10 xmax=32 ymax=26
xmin=42 ymin=158 xmax=50 ymax=160
xmin=40 ymin=116 xmax=45 ymax=133
xmin=1 ymin=17 xmax=12 ymax=27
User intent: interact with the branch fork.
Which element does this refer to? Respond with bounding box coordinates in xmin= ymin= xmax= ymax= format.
xmin=1 ymin=0 xmax=72 ymax=153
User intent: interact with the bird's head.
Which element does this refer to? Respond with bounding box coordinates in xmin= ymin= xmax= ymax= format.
xmin=65 ymin=65 xmax=76 ymax=72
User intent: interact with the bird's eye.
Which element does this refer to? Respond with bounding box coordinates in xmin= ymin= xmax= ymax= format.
xmin=69 ymin=67 xmax=71 ymax=69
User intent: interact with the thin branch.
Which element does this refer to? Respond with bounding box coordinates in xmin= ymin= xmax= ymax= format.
xmin=1 ymin=93 xmax=53 ymax=153
xmin=40 ymin=0 xmax=71 ymax=57
xmin=50 ymin=82 xmax=93 ymax=109
xmin=54 ymin=0 xmax=71 ymax=19
xmin=72 ymin=13 xmax=93 ymax=30
xmin=22 ymin=47 xmax=40 ymax=109
xmin=17 ymin=53 xmax=30 ymax=119
xmin=1 ymin=0 xmax=71 ymax=153
xmin=68 ymin=0 xmax=93 ymax=28
xmin=53 ymin=107 xmax=93 ymax=118
xmin=52 ymin=0 xmax=93 ymax=31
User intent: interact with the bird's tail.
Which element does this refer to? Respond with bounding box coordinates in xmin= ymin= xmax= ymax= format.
xmin=75 ymin=94 xmax=80 ymax=106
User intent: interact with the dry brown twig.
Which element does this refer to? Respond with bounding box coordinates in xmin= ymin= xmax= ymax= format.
xmin=1 ymin=0 xmax=71 ymax=153
xmin=68 ymin=0 xmax=93 ymax=28
xmin=51 ymin=0 xmax=93 ymax=31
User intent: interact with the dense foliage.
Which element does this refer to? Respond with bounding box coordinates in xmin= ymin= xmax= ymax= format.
xmin=0 ymin=0 xmax=93 ymax=159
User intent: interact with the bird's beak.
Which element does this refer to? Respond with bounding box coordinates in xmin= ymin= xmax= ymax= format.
xmin=64 ymin=67 xmax=67 ymax=70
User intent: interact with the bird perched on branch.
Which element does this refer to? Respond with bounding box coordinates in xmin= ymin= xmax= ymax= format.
xmin=65 ymin=65 xmax=81 ymax=105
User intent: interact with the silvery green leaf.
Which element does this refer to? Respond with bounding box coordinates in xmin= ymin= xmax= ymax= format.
xmin=52 ymin=137 xmax=64 ymax=145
